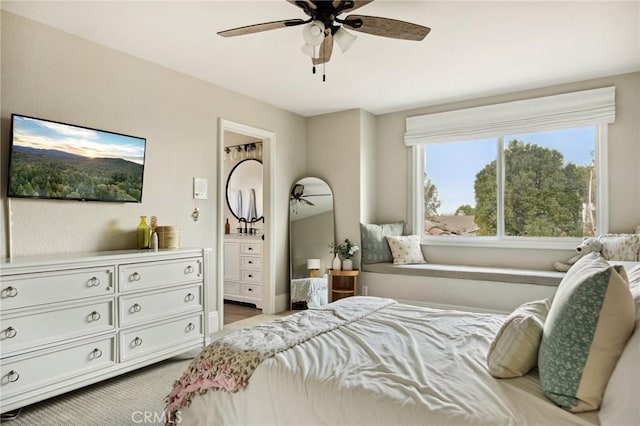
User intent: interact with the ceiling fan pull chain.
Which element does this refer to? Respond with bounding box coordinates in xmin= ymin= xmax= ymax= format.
xmin=323 ymin=62 xmax=326 ymax=82
xmin=312 ymin=45 xmax=317 ymax=74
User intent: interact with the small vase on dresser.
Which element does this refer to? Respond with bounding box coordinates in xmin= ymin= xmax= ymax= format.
xmin=342 ymin=258 xmax=353 ymax=271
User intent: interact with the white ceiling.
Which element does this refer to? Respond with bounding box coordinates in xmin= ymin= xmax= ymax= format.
xmin=2 ymin=1 xmax=639 ymax=117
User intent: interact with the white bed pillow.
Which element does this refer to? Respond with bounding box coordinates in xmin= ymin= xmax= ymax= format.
xmin=385 ymin=235 xmax=427 ymax=265
xmin=599 ymin=264 xmax=640 ymax=426
xmin=487 ymin=298 xmax=551 ymax=378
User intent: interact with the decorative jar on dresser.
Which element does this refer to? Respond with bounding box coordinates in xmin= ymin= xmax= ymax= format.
xmin=0 ymin=248 xmax=213 ymax=414
xmin=223 ymin=235 xmax=263 ymax=308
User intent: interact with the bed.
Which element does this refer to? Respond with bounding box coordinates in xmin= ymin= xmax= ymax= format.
xmin=167 ymin=260 xmax=639 ymax=426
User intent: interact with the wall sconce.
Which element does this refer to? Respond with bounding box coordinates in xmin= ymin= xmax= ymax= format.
xmin=225 ymin=142 xmax=263 ymax=162
xmin=307 ymin=258 xmax=321 ymax=277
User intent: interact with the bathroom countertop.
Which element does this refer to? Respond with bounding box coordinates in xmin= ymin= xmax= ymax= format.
xmin=224 ymin=233 xmax=263 ymax=240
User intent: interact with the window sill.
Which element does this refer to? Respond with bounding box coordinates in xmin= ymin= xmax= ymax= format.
xmin=421 ymin=235 xmax=580 ymax=250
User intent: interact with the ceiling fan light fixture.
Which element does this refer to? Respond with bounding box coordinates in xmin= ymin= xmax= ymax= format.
xmin=334 ymin=26 xmax=357 ymax=53
xmin=300 ymin=42 xmax=318 ymax=58
xmin=302 ymin=20 xmax=325 ymax=47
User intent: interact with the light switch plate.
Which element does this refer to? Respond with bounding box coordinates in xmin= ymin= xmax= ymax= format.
xmin=193 ymin=177 xmax=208 ymax=199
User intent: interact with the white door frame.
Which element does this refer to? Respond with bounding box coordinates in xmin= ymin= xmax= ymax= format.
xmin=217 ymin=119 xmax=276 ymax=325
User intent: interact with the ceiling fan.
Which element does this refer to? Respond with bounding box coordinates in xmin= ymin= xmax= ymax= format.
xmin=218 ymin=0 xmax=431 ymax=80
xmin=290 ymin=183 xmax=332 ymax=207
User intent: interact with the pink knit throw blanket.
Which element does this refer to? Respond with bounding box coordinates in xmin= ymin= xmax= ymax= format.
xmin=165 ymin=296 xmax=396 ymax=423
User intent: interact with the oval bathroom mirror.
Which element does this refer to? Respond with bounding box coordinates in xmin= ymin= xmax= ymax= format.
xmin=226 ymin=159 xmax=263 ymax=222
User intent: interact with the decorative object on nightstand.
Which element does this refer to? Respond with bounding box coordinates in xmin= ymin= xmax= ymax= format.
xmin=307 ymin=259 xmax=321 ymax=277
xmin=331 ymin=239 xmax=359 ymax=271
xmin=332 ymin=253 xmax=341 ymax=271
xmin=329 ymin=269 xmax=359 ymax=302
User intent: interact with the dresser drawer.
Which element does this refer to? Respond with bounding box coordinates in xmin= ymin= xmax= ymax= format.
xmin=0 ymin=335 xmax=115 ymax=398
xmin=241 ymin=270 xmax=261 ymax=283
xmin=240 ymin=256 xmax=262 ymax=270
xmin=241 ymin=284 xmax=261 ymax=299
xmin=240 ymin=242 xmax=262 ymax=255
xmin=119 ymin=284 xmax=202 ymax=327
xmin=119 ymin=257 xmax=202 ymax=292
xmin=119 ymin=314 xmax=203 ymax=362
xmin=0 ymin=267 xmax=114 ymax=311
xmin=1 ymin=299 xmax=115 ymax=355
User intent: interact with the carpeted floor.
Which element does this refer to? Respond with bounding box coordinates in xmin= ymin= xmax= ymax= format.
xmin=1 ymin=354 xmax=194 ymax=426
xmin=1 ymin=312 xmax=292 ymax=425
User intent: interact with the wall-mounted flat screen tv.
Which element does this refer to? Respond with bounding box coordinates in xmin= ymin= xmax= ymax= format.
xmin=7 ymin=114 xmax=146 ymax=203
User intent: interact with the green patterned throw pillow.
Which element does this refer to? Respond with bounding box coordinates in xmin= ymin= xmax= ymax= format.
xmin=359 ymin=222 xmax=404 ymax=264
xmin=538 ymin=253 xmax=635 ymax=412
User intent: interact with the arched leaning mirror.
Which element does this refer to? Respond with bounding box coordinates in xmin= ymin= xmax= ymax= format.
xmin=226 ymin=158 xmax=263 ymax=223
xmin=289 ymin=177 xmax=335 ymax=309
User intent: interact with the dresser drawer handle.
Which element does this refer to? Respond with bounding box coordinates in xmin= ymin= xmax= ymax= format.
xmin=88 ymin=277 xmax=101 ymax=287
xmin=247 ymin=260 xmax=253 ymax=264
xmin=133 ymin=337 xmax=143 ymax=347
xmin=184 ymin=265 xmax=194 ymax=274
xmin=247 ymin=287 xmax=253 ymax=292
xmin=4 ymin=327 xmax=17 ymax=339
xmin=131 ymin=272 xmax=141 ymax=282
xmin=247 ymin=247 xmax=254 ymax=251
xmin=185 ymin=293 xmax=195 ymax=302
xmin=186 ymin=322 xmax=195 ymax=332
xmin=89 ymin=311 xmax=101 ymax=322
xmin=248 ymin=274 xmax=253 ymax=278
xmin=90 ymin=348 xmax=103 ymax=359
xmin=7 ymin=370 xmax=20 ymax=383
xmin=3 ymin=286 xmax=18 ymax=297
xmin=131 ymin=303 xmax=142 ymax=313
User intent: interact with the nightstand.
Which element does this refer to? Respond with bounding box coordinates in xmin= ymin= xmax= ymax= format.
xmin=329 ymin=269 xmax=359 ymax=302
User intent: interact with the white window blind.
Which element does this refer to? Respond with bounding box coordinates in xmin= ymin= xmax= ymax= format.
xmin=404 ymin=87 xmax=615 ymax=145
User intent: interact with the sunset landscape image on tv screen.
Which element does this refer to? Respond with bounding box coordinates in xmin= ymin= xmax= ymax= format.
xmin=8 ymin=115 xmax=146 ymax=202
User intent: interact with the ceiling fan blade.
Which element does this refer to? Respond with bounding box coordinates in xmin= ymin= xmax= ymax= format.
xmin=218 ymin=19 xmax=307 ymax=37
xmin=301 ymin=198 xmax=315 ymax=206
xmin=343 ymin=14 xmax=430 ymax=41
xmin=287 ymin=0 xmax=316 ymax=16
xmin=312 ymin=33 xmax=333 ymax=65
xmin=334 ymin=1 xmax=374 ymax=13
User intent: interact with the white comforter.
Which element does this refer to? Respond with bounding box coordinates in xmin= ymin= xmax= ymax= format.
xmin=180 ymin=300 xmax=599 ymax=425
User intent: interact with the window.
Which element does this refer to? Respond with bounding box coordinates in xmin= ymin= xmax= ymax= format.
xmin=423 ymin=127 xmax=597 ymax=240
xmin=405 ymin=87 xmax=615 ymax=247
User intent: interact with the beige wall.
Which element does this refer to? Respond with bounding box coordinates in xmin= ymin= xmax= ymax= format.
xmin=0 ymin=12 xmax=306 ymax=310
xmin=372 ymin=72 xmax=640 ymax=269
xmin=306 ymin=109 xmax=364 ymax=266
xmin=360 ymin=110 xmax=377 ymax=225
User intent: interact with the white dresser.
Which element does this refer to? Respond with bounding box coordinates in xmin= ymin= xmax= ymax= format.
xmin=0 ymin=248 xmax=212 ymax=414
xmin=223 ymin=236 xmax=262 ymax=308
